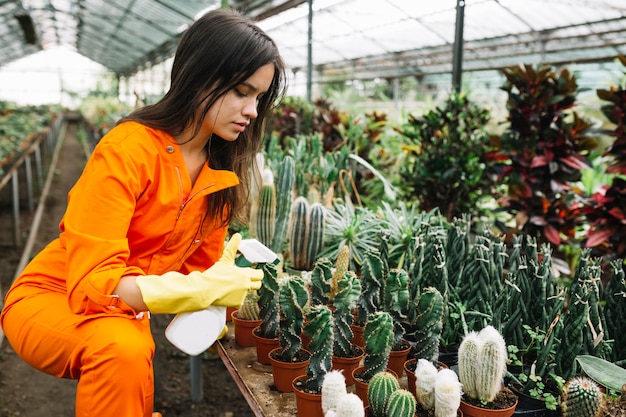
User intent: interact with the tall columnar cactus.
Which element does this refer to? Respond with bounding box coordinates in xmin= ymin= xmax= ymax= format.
xmin=289 ymin=196 xmax=310 ymax=270
xmin=386 ymin=389 xmax=417 ymax=417
xmin=362 ymin=311 xmax=394 ymax=381
xmin=331 ymin=243 xmax=351 ymax=299
xmin=367 ymin=371 xmax=400 ymax=417
xmin=356 ymin=248 xmax=385 ymax=326
xmin=434 ymin=368 xmax=462 ymax=417
xmin=306 ymin=202 xmax=325 ymax=269
xmin=270 ymin=155 xmax=295 ymax=254
xmin=256 ymin=168 xmax=276 ymax=247
xmin=406 ymin=286 xmax=444 ymax=365
xmin=383 ymin=268 xmax=410 ymax=350
xmin=238 ymin=290 xmax=260 ymax=320
xmin=458 ymin=325 xmax=507 ymax=403
xmin=458 ymin=235 xmax=495 ymax=331
xmin=415 ymin=358 xmax=438 ymax=410
xmin=277 ymin=275 xmax=309 ymax=361
xmin=304 ymin=304 xmax=334 ymax=393
xmin=605 ymin=259 xmax=626 ymax=362
xmin=258 ymin=262 xmax=280 ymax=339
xmin=561 ymin=376 xmax=605 ymax=417
xmin=332 ymin=270 xmax=361 ymax=357
xmin=248 ymin=152 xmax=265 ymax=238
xmin=310 ymin=257 xmax=333 ymax=306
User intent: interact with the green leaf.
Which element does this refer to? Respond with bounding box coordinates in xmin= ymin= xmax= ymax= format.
xmin=576 ymin=355 xmax=626 ymax=391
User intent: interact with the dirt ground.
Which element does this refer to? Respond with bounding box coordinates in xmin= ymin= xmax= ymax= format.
xmin=0 ymin=119 xmax=256 ymax=417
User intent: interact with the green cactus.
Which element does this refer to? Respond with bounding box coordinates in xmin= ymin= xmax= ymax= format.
xmin=238 ymin=290 xmax=260 ymax=320
xmin=356 ymin=248 xmax=384 ymax=327
xmin=270 ymin=155 xmax=295 ymax=254
xmin=604 ymin=260 xmax=626 ymax=362
xmin=306 ymin=202 xmax=325 ymax=269
xmin=383 ymin=268 xmax=410 ymax=350
xmin=386 ymin=389 xmax=416 ymax=417
xmin=367 ymin=371 xmax=400 ymax=417
xmin=458 ymin=325 xmax=507 ymax=403
xmin=277 ymin=274 xmax=309 ymax=362
xmin=310 ymin=257 xmax=333 ymax=306
xmin=406 ymin=286 xmax=444 ymax=365
xmin=562 ymin=376 xmax=605 ymax=417
xmin=362 ymin=311 xmax=394 ymax=381
xmin=331 ymin=243 xmax=351 ymax=299
xmin=303 ymin=304 xmax=334 ymax=393
xmin=256 ymin=168 xmax=276 ymax=248
xmin=257 ymin=262 xmax=280 ymax=339
xmin=289 ymin=196 xmax=310 ymax=270
xmin=332 ymin=270 xmax=361 ymax=357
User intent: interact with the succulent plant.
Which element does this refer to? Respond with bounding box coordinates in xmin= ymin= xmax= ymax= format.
xmin=406 ymin=286 xmax=444 ymax=365
xmin=270 ymin=155 xmax=295 ymax=254
xmin=277 ymin=274 xmax=309 ymax=362
xmin=415 ymin=358 xmax=438 ymax=410
xmin=561 ymin=376 xmax=605 ymax=417
xmin=257 ymin=262 xmax=280 ymax=339
xmin=383 ymin=268 xmax=410 ymax=351
xmin=238 ymin=289 xmax=260 ymax=320
xmin=331 ymin=243 xmax=351 ymax=299
xmin=355 ymin=248 xmax=384 ymax=327
xmin=332 ymin=270 xmax=361 ymax=358
xmin=458 ymin=325 xmax=507 ymax=403
xmin=303 ymin=304 xmax=334 ymax=393
xmin=368 ymin=371 xmax=400 ymax=417
xmin=256 ymin=168 xmax=276 ymax=248
xmin=322 ymin=369 xmax=365 ymax=417
xmin=310 ymin=257 xmax=333 ymax=306
xmin=386 ymin=389 xmax=417 ymax=417
xmin=362 ymin=311 xmax=394 ymax=381
xmin=434 ymin=368 xmax=462 ymax=417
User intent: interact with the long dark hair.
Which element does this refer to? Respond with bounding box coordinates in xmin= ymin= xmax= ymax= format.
xmin=119 ymin=8 xmax=286 ymax=227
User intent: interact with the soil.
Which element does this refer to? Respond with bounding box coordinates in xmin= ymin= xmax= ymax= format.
xmin=0 ymin=119 xmax=256 ymax=417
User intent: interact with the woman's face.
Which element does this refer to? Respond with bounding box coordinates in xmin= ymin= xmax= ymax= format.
xmin=201 ymin=63 xmax=275 ymax=141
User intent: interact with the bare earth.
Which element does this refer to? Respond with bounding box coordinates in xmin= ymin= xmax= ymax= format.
xmin=0 ymin=120 xmax=255 ymax=417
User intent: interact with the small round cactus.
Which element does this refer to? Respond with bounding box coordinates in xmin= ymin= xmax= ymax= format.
xmin=367 ymin=371 xmax=400 ymax=417
xmin=386 ymin=389 xmax=416 ymax=417
xmin=562 ymin=376 xmax=605 ymax=417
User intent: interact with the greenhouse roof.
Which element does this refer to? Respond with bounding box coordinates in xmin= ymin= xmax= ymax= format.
xmin=1 ymin=0 xmax=625 ymax=82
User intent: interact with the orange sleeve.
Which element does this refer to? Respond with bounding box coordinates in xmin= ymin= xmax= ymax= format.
xmin=179 ymin=225 xmax=228 ymax=274
xmin=61 ymin=140 xmax=145 ymax=315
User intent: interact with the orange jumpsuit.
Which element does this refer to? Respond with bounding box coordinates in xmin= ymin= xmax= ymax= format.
xmin=1 ymin=121 xmax=239 ymax=416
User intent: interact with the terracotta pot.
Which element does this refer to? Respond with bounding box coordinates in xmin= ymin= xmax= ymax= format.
xmin=351 ymin=324 xmax=365 ymax=348
xmin=269 ymin=347 xmax=311 ymax=393
xmin=252 ymin=326 xmax=279 ymax=365
xmin=404 ymin=358 xmax=449 ymax=398
xmin=226 ymin=306 xmax=237 ymax=322
xmin=460 ymin=397 xmax=518 ymax=417
xmin=351 ymin=366 xmax=398 ymax=409
xmin=292 ymin=375 xmax=324 ymax=417
xmin=231 ymin=309 xmax=262 ymax=347
xmin=331 ymin=345 xmax=364 ymax=386
xmin=387 ymin=341 xmax=411 ymax=378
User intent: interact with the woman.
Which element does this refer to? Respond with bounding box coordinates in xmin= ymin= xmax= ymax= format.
xmin=1 ymin=8 xmax=286 ymax=417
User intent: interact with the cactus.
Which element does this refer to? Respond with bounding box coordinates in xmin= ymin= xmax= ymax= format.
xmin=248 ymin=152 xmax=265 ymax=238
xmin=362 ymin=311 xmax=394 ymax=381
xmin=325 ymin=393 xmax=364 ymax=417
xmin=310 ymin=257 xmax=333 ymax=306
xmin=331 ymin=243 xmax=351 ymax=299
xmin=332 ymin=270 xmax=361 ymax=357
xmin=406 ymin=286 xmax=444 ymax=365
xmin=604 ymin=260 xmax=626 ymax=362
xmin=270 ymin=155 xmax=295 ymax=254
xmin=562 ymin=376 xmax=605 ymax=417
xmin=434 ymin=368 xmax=462 ymax=417
xmin=289 ymin=196 xmax=310 ymax=270
xmin=386 ymin=389 xmax=416 ymax=417
xmin=367 ymin=371 xmax=400 ymax=417
xmin=383 ymin=268 xmax=410 ymax=350
xmin=256 ymin=168 xmax=276 ymax=247
xmin=306 ymin=202 xmax=325 ymax=268
xmin=356 ymin=248 xmax=384 ymax=327
xmin=321 ymin=370 xmax=348 ymax=414
xmin=415 ymin=358 xmax=438 ymax=410
xmin=457 ymin=325 xmax=507 ymax=403
xmin=238 ymin=290 xmax=260 ymax=320
xmin=257 ymin=262 xmax=280 ymax=339
xmin=277 ymin=274 xmax=309 ymax=362
xmin=303 ymin=304 xmax=334 ymax=393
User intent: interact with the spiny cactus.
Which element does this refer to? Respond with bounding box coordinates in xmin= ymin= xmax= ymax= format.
xmin=434 ymin=368 xmax=462 ymax=417
xmin=331 ymin=243 xmax=350 ymax=299
xmin=386 ymin=389 xmax=416 ymax=417
xmin=277 ymin=274 xmax=309 ymax=361
xmin=256 ymin=168 xmax=276 ymax=248
xmin=270 ymin=155 xmax=295 ymax=254
xmin=604 ymin=260 xmax=626 ymax=362
xmin=368 ymin=371 xmax=400 ymax=417
xmin=303 ymin=304 xmax=334 ymax=393
xmin=325 ymin=393 xmax=364 ymax=417
xmin=310 ymin=257 xmax=333 ymax=306
xmin=458 ymin=325 xmax=507 ymax=403
xmin=415 ymin=358 xmax=438 ymax=410
xmin=383 ymin=268 xmax=410 ymax=350
xmin=257 ymin=262 xmax=280 ymax=339
xmin=321 ymin=370 xmax=347 ymax=415
xmin=332 ymin=270 xmax=361 ymax=358
xmin=289 ymin=196 xmax=310 ymax=270
xmin=356 ymin=248 xmax=385 ymax=327
xmin=406 ymin=286 xmax=444 ymax=365
xmin=307 ymin=202 xmax=326 ymax=268
xmin=562 ymin=376 xmax=605 ymax=417
xmin=362 ymin=311 xmax=394 ymax=381
xmin=238 ymin=290 xmax=260 ymax=320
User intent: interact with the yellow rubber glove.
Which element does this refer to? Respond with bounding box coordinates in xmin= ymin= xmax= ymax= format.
xmin=136 ymin=233 xmax=263 ymax=314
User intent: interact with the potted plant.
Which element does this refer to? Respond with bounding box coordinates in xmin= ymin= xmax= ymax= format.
xmin=413 ymin=359 xmax=463 ymax=417
xmin=382 ymin=267 xmax=411 ymax=377
xmin=353 ymin=248 xmax=385 ymax=347
xmin=321 ymin=370 xmax=365 ymax=417
xmin=269 ymin=274 xmax=311 ymax=393
xmin=561 ymin=376 xmax=605 ymax=417
xmin=252 ymin=262 xmax=281 ymax=365
xmin=286 ymin=196 xmax=326 ymax=274
xmin=292 ymin=304 xmax=334 ymax=417
xmin=458 ymin=325 xmax=518 ymax=417
xmin=231 ymin=289 xmax=262 ymax=347
xmin=366 ymin=370 xmax=416 ymax=417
